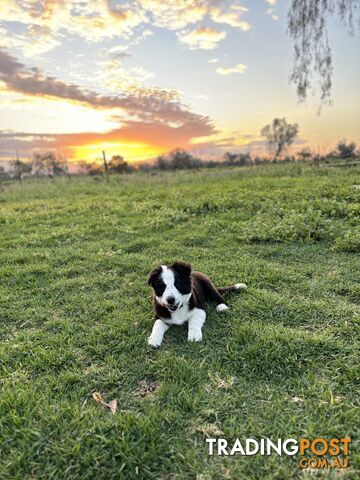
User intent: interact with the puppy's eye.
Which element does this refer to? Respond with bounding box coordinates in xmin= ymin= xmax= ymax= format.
xmin=153 ymin=281 xmax=165 ymax=295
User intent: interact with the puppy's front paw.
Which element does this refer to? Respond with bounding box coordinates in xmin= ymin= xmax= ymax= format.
xmin=148 ymin=336 xmax=162 ymax=348
xmin=188 ymin=329 xmax=202 ymax=342
xmin=216 ymin=303 xmax=228 ymax=312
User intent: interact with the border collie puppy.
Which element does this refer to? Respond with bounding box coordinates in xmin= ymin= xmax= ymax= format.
xmin=147 ymin=261 xmax=247 ymax=347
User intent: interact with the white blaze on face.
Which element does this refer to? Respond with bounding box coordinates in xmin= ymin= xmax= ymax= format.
xmin=157 ymin=265 xmax=182 ymax=306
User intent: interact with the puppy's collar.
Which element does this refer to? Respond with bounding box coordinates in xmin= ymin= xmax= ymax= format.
xmin=180 ymin=292 xmax=192 ymax=309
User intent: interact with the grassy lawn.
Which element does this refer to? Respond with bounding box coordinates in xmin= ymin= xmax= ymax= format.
xmin=0 ymin=163 xmax=359 ymax=479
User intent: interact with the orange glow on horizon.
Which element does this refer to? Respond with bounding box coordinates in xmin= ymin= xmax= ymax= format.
xmin=72 ymin=141 xmax=166 ymax=163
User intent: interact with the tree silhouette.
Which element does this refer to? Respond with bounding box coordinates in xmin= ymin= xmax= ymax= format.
xmin=261 ymin=118 xmax=299 ymax=162
xmin=33 ymin=152 xmax=66 ymax=177
xmin=337 ymin=139 xmax=357 ymax=158
xmin=108 ymin=155 xmax=129 ymax=173
xmin=298 ymin=148 xmax=312 ymax=161
xmin=10 ymin=159 xmax=32 ymax=179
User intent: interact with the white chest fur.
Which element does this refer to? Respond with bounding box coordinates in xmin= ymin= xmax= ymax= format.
xmin=149 ymin=305 xmax=206 ymax=347
xmin=163 ymin=303 xmax=191 ymax=325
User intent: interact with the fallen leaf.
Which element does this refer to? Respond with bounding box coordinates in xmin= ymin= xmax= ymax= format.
xmin=108 ymin=399 xmax=117 ymax=415
xmin=291 ymin=396 xmax=304 ymax=403
xmin=92 ymin=391 xmax=117 ymax=414
xmin=92 ymin=391 xmax=105 ymax=404
xmin=211 ymin=373 xmax=235 ymax=390
xmin=192 ymin=422 xmax=224 ymax=437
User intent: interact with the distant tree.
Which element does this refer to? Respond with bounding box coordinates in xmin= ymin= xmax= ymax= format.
xmin=77 ymin=160 xmax=91 ymax=175
xmin=138 ymin=162 xmax=154 ymax=172
xmin=261 ymin=118 xmax=299 ymax=162
xmin=337 ymin=139 xmax=357 ymax=158
xmin=60 ymin=151 xmax=71 ymax=180
xmin=108 ymin=155 xmax=129 ymax=173
xmin=169 ymin=149 xmax=201 ymax=169
xmin=0 ymin=165 xmax=11 ymax=181
xmin=156 ymin=155 xmax=170 ymax=170
xmin=89 ymin=162 xmax=104 ymax=176
xmin=288 ymin=0 xmax=359 ymax=106
xmin=224 ymin=152 xmax=238 ymax=165
xmin=298 ymin=148 xmax=312 ymax=161
xmin=223 ymin=152 xmax=251 ymax=166
xmin=9 ymin=159 xmax=32 ymax=179
xmin=156 ymin=149 xmax=202 ymax=170
xmin=326 ymin=150 xmax=339 ymax=159
xmin=33 ymin=152 xmax=66 ymax=177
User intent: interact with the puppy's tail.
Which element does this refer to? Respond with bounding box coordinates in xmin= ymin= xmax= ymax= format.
xmin=217 ymin=283 xmax=247 ymax=294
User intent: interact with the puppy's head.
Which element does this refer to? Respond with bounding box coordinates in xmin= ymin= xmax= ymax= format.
xmin=147 ymin=261 xmax=192 ymax=312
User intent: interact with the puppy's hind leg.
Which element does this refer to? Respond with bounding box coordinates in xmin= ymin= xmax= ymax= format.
xmin=201 ymin=275 xmax=228 ymax=312
xmin=216 ymin=303 xmax=228 ymax=312
xmin=201 ymin=278 xmax=228 ymax=312
xmin=216 ymin=283 xmax=247 ymax=311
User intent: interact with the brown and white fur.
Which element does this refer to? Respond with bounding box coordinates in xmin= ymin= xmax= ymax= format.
xmin=147 ymin=261 xmax=247 ymax=347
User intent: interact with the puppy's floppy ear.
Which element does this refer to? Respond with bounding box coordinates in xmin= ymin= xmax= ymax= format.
xmin=170 ymin=261 xmax=192 ymax=277
xmin=147 ymin=266 xmax=161 ymax=286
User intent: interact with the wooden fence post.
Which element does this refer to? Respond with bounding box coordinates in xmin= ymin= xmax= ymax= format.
xmin=15 ymin=149 xmax=22 ymax=182
xmin=102 ymin=150 xmax=109 ymax=182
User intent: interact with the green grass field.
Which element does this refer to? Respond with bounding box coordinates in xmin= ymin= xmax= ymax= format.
xmin=0 ymin=163 xmax=359 ymax=479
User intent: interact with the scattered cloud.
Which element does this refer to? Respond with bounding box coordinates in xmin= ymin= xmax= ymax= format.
xmin=216 ymin=63 xmax=248 ymax=75
xmin=211 ymin=5 xmax=250 ymax=31
xmin=140 ymin=0 xmax=208 ymax=30
xmin=178 ymin=27 xmax=226 ymax=50
xmin=0 ymin=1 xmax=251 ymax=56
xmin=207 ymin=58 xmax=219 ymax=63
xmin=265 ymin=0 xmax=279 ymax=20
xmin=0 ymin=1 xmax=145 ymax=48
xmin=0 ymin=23 xmax=61 ymax=57
xmin=23 ymin=25 xmax=61 ymax=56
xmin=194 ymin=94 xmax=210 ymax=100
xmin=97 ymin=58 xmax=156 ymax=91
xmin=266 ymin=9 xmax=278 ymax=20
xmin=107 ymin=44 xmax=131 ymax=57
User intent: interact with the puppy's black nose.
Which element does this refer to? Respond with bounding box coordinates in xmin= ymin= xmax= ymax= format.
xmin=167 ymin=296 xmax=175 ymax=305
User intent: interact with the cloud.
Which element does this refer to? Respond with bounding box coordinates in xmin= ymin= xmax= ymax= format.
xmin=141 ymin=0 xmax=208 ymax=30
xmin=97 ymin=58 xmax=156 ymax=91
xmin=107 ymin=44 xmax=131 ymax=57
xmin=0 ymin=23 xmax=60 ymax=57
xmin=194 ymin=94 xmax=210 ymax=100
xmin=210 ymin=5 xmax=250 ymax=31
xmin=0 ymin=48 xmax=217 ymax=159
xmin=207 ymin=58 xmax=219 ymax=63
xmin=0 ymin=115 xmax=218 ymax=162
xmin=216 ymin=63 xmax=247 ymax=75
xmin=0 ymin=1 xmax=251 ymax=55
xmin=23 ymin=25 xmax=61 ymax=56
xmin=0 ymin=0 xmax=145 ymax=50
xmin=0 ymin=50 xmax=186 ymax=122
xmin=178 ymin=27 xmax=226 ymax=50
xmin=265 ymin=0 xmax=279 ymax=20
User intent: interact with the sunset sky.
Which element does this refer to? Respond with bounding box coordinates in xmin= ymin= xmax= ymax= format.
xmin=0 ymin=0 xmax=359 ymax=164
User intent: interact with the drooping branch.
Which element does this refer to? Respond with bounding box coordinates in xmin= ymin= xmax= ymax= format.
xmin=287 ymin=0 xmax=358 ymax=106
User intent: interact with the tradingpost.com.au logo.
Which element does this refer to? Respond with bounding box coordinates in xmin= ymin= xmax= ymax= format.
xmin=206 ymin=437 xmax=351 ymax=469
